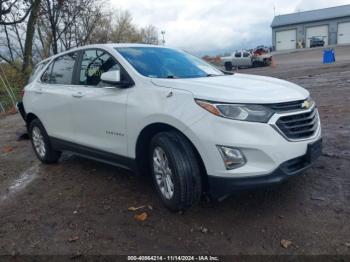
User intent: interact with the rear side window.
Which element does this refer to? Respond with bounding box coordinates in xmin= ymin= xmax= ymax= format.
xmin=79 ymin=49 xmax=129 ymax=87
xmin=243 ymin=52 xmax=250 ymax=57
xmin=28 ymin=61 xmax=49 ymax=83
xmin=41 ymin=52 xmax=78 ymax=84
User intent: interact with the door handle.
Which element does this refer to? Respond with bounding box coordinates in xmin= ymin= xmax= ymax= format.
xmin=72 ymin=92 xmax=84 ymax=98
xmin=35 ymin=88 xmax=43 ymax=94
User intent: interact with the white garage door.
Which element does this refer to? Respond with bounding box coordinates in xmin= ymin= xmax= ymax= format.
xmin=276 ymin=30 xmax=296 ymax=51
xmin=338 ymin=22 xmax=350 ymax=44
xmin=306 ymin=25 xmax=328 ymax=48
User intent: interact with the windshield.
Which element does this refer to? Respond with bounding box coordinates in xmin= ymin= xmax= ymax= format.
xmin=115 ymin=47 xmax=223 ymax=79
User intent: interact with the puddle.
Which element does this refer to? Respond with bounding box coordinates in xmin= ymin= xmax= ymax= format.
xmin=0 ymin=164 xmax=40 ymax=202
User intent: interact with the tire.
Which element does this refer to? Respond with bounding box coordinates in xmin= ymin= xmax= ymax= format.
xmin=224 ymin=62 xmax=233 ymax=71
xmin=149 ymin=131 xmax=202 ymax=211
xmin=29 ymin=118 xmax=61 ymax=164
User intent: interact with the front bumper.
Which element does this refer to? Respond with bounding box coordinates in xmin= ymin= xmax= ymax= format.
xmin=208 ymin=139 xmax=322 ymax=199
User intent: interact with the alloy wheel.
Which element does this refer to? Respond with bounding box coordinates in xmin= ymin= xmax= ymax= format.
xmin=153 ymin=146 xmax=174 ymax=200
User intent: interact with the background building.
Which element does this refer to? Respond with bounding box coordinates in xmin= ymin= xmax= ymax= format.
xmin=271 ymin=5 xmax=350 ymax=51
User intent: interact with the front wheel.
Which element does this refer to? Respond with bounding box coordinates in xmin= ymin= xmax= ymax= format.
xmin=149 ymin=131 xmax=202 ymax=211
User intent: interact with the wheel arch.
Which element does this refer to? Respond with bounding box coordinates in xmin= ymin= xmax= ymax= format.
xmin=25 ymin=112 xmax=39 ymax=128
xmin=135 ymin=122 xmax=209 ymax=190
xmin=224 ymin=61 xmax=233 ymax=66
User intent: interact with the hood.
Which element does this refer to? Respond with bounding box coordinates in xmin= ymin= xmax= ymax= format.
xmin=151 ymin=73 xmax=309 ymax=104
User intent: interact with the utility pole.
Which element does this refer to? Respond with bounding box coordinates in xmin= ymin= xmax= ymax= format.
xmin=161 ymin=30 xmax=166 ymax=45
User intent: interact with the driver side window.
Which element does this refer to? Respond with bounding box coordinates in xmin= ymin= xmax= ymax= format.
xmin=79 ymin=49 xmax=121 ymax=87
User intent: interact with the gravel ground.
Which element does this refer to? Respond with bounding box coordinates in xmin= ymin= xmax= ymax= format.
xmin=0 ymin=48 xmax=350 ymax=256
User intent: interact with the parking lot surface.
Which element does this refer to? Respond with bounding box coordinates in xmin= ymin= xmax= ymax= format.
xmin=0 ymin=47 xmax=350 ymax=255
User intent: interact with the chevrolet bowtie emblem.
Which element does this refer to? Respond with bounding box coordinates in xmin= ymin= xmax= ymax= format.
xmin=302 ymin=100 xmax=310 ymax=109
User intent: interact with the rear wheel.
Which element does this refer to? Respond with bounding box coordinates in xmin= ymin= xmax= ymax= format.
xmin=29 ymin=119 xmax=61 ymax=164
xmin=149 ymin=131 xmax=202 ymax=211
xmin=225 ymin=62 xmax=233 ymax=71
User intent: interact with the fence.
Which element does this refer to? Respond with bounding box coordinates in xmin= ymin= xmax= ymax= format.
xmin=0 ymin=63 xmax=22 ymax=114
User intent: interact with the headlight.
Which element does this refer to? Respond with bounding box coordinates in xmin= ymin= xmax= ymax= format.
xmin=195 ymin=99 xmax=274 ymax=123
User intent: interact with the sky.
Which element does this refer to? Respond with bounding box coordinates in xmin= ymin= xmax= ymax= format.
xmin=111 ymin=0 xmax=350 ymax=55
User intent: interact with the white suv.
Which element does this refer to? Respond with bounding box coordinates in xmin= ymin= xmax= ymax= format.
xmin=18 ymin=44 xmax=322 ymax=210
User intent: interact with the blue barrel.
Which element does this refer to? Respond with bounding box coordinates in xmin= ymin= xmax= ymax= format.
xmin=323 ymin=49 xmax=336 ymax=64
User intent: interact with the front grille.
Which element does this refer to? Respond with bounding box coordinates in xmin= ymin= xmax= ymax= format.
xmin=267 ymin=100 xmax=304 ymax=112
xmin=276 ymin=107 xmax=319 ymax=140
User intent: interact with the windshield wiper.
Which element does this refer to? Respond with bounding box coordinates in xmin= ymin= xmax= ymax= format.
xmin=166 ymin=75 xmax=179 ymax=79
xmin=206 ymin=74 xmax=222 ymax=77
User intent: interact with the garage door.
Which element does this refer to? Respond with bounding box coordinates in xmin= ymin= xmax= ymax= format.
xmin=306 ymin=25 xmax=328 ymax=48
xmin=338 ymin=22 xmax=350 ymax=44
xmin=276 ymin=30 xmax=296 ymax=51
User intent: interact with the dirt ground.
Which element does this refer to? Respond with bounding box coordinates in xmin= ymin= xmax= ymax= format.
xmin=0 ymin=47 xmax=350 ymax=256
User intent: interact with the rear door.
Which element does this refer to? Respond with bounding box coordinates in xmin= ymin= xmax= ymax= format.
xmin=70 ymin=48 xmax=131 ymax=157
xmin=33 ymin=52 xmax=78 ymax=140
xmin=242 ymin=52 xmax=252 ymax=66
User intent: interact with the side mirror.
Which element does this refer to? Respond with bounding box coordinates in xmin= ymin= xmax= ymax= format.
xmin=101 ymin=70 xmax=121 ymax=85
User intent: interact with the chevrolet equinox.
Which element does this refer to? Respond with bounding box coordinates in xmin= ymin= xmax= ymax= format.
xmin=18 ymin=44 xmax=322 ymax=210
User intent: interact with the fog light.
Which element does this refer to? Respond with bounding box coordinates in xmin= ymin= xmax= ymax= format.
xmin=217 ymin=146 xmax=246 ymax=170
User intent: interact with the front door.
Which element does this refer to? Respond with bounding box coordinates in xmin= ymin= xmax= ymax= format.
xmin=70 ymin=49 xmax=131 ymax=157
xmin=242 ymin=52 xmax=252 ymax=67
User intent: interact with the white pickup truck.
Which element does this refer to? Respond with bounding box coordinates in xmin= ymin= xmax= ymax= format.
xmin=221 ymin=50 xmax=272 ymax=71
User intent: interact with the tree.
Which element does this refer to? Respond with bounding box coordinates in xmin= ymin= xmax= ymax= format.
xmin=61 ymin=3 xmax=102 ymax=47
xmin=0 ymin=0 xmax=32 ymax=25
xmin=87 ymin=8 xmax=148 ymax=44
xmin=0 ymin=6 xmax=27 ymax=69
xmin=110 ymin=9 xmax=141 ymax=43
xmin=0 ymin=0 xmax=160 ymax=73
xmin=39 ymin=0 xmax=97 ymax=54
xmin=22 ymin=0 xmax=41 ymax=78
xmin=0 ymin=0 xmax=41 ymax=80
xmin=87 ymin=12 xmax=112 ymax=44
xmin=0 ymin=0 xmax=161 ymax=113
xmin=140 ymin=24 xmax=159 ymax=45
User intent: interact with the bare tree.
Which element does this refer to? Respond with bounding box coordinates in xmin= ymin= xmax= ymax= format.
xmin=0 ymin=17 xmax=26 ymax=68
xmin=22 ymin=0 xmax=41 ymax=77
xmin=0 ymin=0 xmax=32 ymax=25
xmin=61 ymin=3 xmax=102 ymax=48
xmin=1 ymin=0 xmax=160 ymax=73
xmin=87 ymin=11 xmax=112 ymax=44
xmin=33 ymin=0 xmax=106 ymax=59
xmin=87 ymin=8 xmax=145 ymax=44
xmin=0 ymin=0 xmax=41 ymax=77
xmin=39 ymin=0 xmax=97 ymax=54
xmin=110 ymin=9 xmax=141 ymax=43
xmin=140 ymin=24 xmax=159 ymax=45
